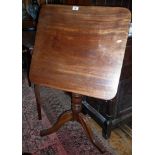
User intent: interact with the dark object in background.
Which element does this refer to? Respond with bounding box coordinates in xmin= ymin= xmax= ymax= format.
xmin=22 ymin=153 xmax=32 ymax=155
xmin=22 ymin=0 xmax=38 ymax=86
xmin=22 ymin=45 xmax=32 ymax=86
xmin=27 ymin=0 xmax=40 ymax=20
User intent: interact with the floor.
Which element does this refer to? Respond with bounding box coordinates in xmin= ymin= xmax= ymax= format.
xmin=89 ymin=118 xmax=132 ymax=155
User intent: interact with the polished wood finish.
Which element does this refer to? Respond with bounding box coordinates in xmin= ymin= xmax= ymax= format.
xmin=30 ymin=5 xmax=131 ymax=100
xmin=29 ymin=4 xmax=131 ymax=152
xmin=37 ymin=0 xmax=132 ymax=12
xmin=84 ymin=37 xmax=132 ymax=138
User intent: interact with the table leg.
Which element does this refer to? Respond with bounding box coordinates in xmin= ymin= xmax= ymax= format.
xmin=78 ymin=113 xmax=106 ymax=153
xmin=40 ymin=110 xmax=73 ymax=136
xmin=34 ymin=84 xmax=42 ymax=120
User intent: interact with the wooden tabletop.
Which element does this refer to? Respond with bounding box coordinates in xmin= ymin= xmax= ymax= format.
xmin=30 ymin=4 xmax=131 ymax=100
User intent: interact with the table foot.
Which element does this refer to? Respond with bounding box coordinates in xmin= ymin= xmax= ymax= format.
xmin=78 ymin=113 xmax=106 ymax=153
xmin=40 ymin=110 xmax=73 ymax=136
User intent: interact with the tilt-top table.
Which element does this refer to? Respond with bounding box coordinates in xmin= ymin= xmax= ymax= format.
xmin=30 ymin=4 xmax=131 ymax=152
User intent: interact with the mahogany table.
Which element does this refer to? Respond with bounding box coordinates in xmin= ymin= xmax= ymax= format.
xmin=30 ymin=4 xmax=131 ymax=152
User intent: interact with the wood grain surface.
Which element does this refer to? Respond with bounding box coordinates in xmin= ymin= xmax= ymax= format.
xmin=30 ymin=4 xmax=131 ymax=100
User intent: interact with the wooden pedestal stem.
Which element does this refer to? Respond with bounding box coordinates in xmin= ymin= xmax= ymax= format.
xmin=71 ymin=93 xmax=82 ymax=120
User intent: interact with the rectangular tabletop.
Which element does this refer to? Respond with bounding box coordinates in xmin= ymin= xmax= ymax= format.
xmin=30 ymin=4 xmax=131 ymax=100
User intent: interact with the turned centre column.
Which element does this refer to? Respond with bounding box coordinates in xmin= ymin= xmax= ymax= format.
xmin=71 ymin=93 xmax=83 ymax=120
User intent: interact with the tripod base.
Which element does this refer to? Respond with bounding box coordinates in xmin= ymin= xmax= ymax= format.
xmin=40 ymin=93 xmax=105 ymax=153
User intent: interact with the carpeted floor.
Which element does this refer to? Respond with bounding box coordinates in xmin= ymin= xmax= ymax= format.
xmin=22 ymin=72 xmax=116 ymax=155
